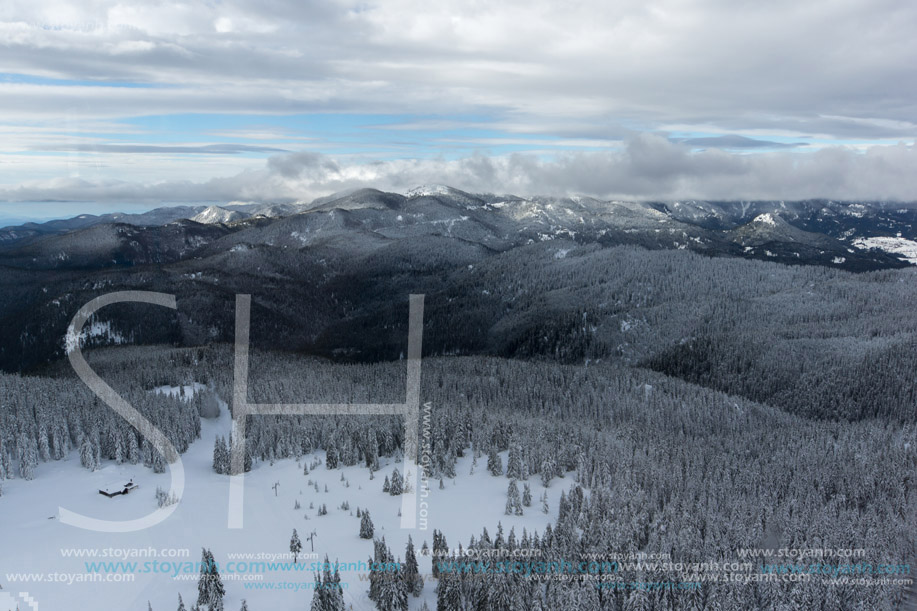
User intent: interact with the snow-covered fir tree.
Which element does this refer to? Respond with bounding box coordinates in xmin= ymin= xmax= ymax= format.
xmin=487 ymin=446 xmax=503 ymax=476
xmin=310 ymin=555 xmax=344 ymax=611
xmin=404 ymin=535 xmax=423 ymax=597
xmin=505 ymin=479 xmax=523 ymax=515
xmin=290 ymin=528 xmax=302 ymax=563
xmin=506 ymin=443 xmax=523 ymax=480
xmin=212 ymin=436 xmax=229 ymax=475
xmin=360 ymin=510 xmax=374 ymax=539
xmin=79 ymin=437 xmax=98 ymax=471
xmin=17 ymin=433 xmax=38 ymax=480
xmin=389 ymin=468 xmax=403 ymax=495
xmin=196 ymin=548 xmax=224 ymax=611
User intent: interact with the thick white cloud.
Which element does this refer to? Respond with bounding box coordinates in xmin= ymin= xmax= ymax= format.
xmin=1 ymin=0 xmax=916 ymax=136
xmin=3 ymin=136 xmax=915 ymax=203
xmin=1 ymin=0 xmax=916 ymax=201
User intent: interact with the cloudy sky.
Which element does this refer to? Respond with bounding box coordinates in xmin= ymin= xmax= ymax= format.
xmin=1 ymin=0 xmax=916 ymax=219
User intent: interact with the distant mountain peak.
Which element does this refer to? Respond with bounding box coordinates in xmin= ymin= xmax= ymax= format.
xmin=191 ymin=205 xmax=247 ymax=225
xmin=404 ymin=184 xmax=487 ymax=209
xmin=405 ymin=184 xmax=455 ymax=198
xmin=752 ymin=212 xmax=780 ymax=227
xmin=731 ymin=209 xmax=837 ymax=251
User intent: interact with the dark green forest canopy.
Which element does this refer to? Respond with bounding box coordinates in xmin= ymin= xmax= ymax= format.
xmin=3 ymin=244 xmax=916 ymax=421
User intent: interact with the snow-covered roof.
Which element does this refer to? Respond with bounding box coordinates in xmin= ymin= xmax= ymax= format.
xmin=101 ymin=481 xmax=136 ymax=493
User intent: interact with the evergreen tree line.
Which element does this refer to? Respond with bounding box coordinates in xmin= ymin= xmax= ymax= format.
xmin=0 ymin=346 xmax=209 ymax=480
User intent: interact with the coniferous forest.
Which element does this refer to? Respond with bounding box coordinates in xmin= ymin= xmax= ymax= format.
xmin=2 ymin=224 xmax=917 ymax=609
xmin=3 ymin=0 xmax=917 ymax=607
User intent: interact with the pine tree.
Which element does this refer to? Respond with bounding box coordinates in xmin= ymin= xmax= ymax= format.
xmin=212 ymin=436 xmax=229 ymax=475
xmin=522 ymin=483 xmax=532 ymax=507
xmin=93 ymin=438 xmax=102 ymax=471
xmin=391 ymin=561 xmax=409 ymax=611
xmin=0 ymin=442 xmax=11 ymax=480
xmin=506 ymin=444 xmax=523 ymax=479
xmin=290 ymin=529 xmax=302 ymax=563
xmin=113 ymin=435 xmax=123 ymax=465
xmin=494 ymin=522 xmax=505 ymax=548
xmin=227 ymin=433 xmax=251 ymax=474
xmin=375 ymin=553 xmax=408 ymax=611
xmin=490 ymin=573 xmax=515 ymax=610
xmin=79 ymin=438 xmax=97 ymax=471
xmin=311 ymin=555 xmax=345 ymax=611
xmin=38 ymin=428 xmax=50 ymax=462
xmin=487 ymin=447 xmax=503 ymax=476
xmin=624 ymin=581 xmax=650 ymax=611
xmin=127 ymin=433 xmax=140 ymax=464
xmin=177 ymin=594 xmax=187 ymax=611
xmin=310 ymin=575 xmax=324 ymax=611
xmin=368 ymin=556 xmax=382 ymax=601
xmin=330 ymin=565 xmax=344 ymax=609
xmin=436 ymin=573 xmax=462 ymax=610
xmin=558 ymin=490 xmax=570 ymax=523
xmin=404 ymin=535 xmax=423 ymax=596
xmin=431 ymin=530 xmax=448 ymax=578
xmin=505 ymin=479 xmax=523 ymax=515
xmin=325 ymin=445 xmax=339 ymax=469
xmin=540 ymin=456 xmax=555 ymax=487
xmin=389 ymin=468 xmax=403 ymax=495
xmin=360 ymin=510 xmax=375 ymax=539
xmin=196 ymin=548 xmax=225 ymax=611
xmin=17 ymin=434 xmax=37 ymax=480
xmin=152 ymin=450 xmax=166 ymax=474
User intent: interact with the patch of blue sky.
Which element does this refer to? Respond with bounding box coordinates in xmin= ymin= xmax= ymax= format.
xmin=0 ymin=151 xmax=79 ymax=157
xmin=116 ymin=112 xmax=534 ymax=158
xmin=665 ymin=129 xmax=897 ymax=152
xmin=0 ymin=201 xmax=189 ymax=222
xmin=0 ymin=72 xmax=168 ymax=88
xmin=11 ymin=109 xmax=624 ymax=160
